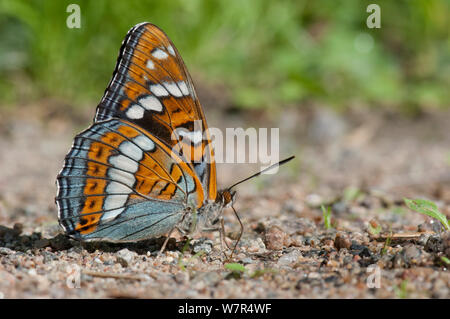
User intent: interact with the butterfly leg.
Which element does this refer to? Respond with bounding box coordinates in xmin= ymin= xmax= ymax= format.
xmin=223 ymin=206 xmax=244 ymax=261
xmin=157 ymin=227 xmax=176 ymax=257
xmin=202 ymin=216 xmax=234 ymax=260
xmin=218 ymin=217 xmax=238 ymax=261
xmin=175 ymin=225 xmax=187 ymax=236
xmin=219 ymin=217 xmax=233 ymax=250
xmin=219 ymin=217 xmax=229 ymax=260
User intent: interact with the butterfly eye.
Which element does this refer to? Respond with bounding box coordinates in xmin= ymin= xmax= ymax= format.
xmin=221 ymin=190 xmax=235 ymax=208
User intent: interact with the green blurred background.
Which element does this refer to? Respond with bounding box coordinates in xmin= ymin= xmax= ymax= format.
xmin=0 ymin=0 xmax=448 ymax=111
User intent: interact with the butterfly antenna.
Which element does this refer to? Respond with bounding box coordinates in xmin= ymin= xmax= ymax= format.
xmin=227 ymin=155 xmax=295 ymax=191
xmin=224 ymin=155 xmax=294 ymax=260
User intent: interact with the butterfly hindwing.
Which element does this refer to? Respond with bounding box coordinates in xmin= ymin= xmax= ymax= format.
xmin=56 ymin=119 xmax=204 ymax=241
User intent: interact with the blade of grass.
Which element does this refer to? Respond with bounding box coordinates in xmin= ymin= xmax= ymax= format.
xmin=178 ymin=238 xmax=191 ymax=271
xmin=381 ymin=232 xmax=392 ymax=256
xmin=321 ymin=205 xmax=332 ymax=230
xmin=404 ymin=198 xmax=449 ymax=231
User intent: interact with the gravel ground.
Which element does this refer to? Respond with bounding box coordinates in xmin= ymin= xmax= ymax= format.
xmin=0 ymin=102 xmax=449 ymax=298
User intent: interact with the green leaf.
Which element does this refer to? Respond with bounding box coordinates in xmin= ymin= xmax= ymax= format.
xmin=381 ymin=234 xmax=391 ymax=256
xmin=441 ymin=256 xmax=450 ymax=265
xmin=404 ymin=198 xmax=450 ymax=231
xmin=224 ymin=263 xmax=246 ymax=273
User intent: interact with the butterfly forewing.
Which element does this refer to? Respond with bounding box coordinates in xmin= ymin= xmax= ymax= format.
xmin=95 ymin=22 xmax=216 ymax=201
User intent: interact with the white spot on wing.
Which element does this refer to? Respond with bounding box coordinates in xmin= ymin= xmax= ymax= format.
xmin=139 ymin=95 xmax=163 ymax=112
xmin=167 ymin=45 xmax=176 ymax=56
xmin=101 ymin=207 xmax=124 ymax=222
xmin=119 ymin=141 xmax=143 ymax=161
xmin=102 ymin=170 xmax=135 ymax=220
xmin=104 ymin=194 xmax=127 ymax=210
xmin=109 ymin=155 xmax=139 ymax=173
xmin=146 ymin=59 xmax=155 ymax=70
xmin=150 ymin=84 xmax=169 ymax=97
xmin=152 ymin=48 xmax=168 ymax=60
xmin=178 ymin=81 xmax=189 ymax=96
xmin=133 ymin=135 xmax=155 ymax=151
xmin=126 ymin=104 xmax=144 ymax=119
xmin=178 ymin=130 xmax=203 ymax=145
xmin=108 ymin=168 xmax=136 ymax=188
xmin=163 ymin=82 xmax=183 ymax=97
xmin=106 ymin=181 xmax=131 ymax=195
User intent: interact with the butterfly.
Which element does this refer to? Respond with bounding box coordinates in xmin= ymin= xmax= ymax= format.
xmin=56 ymin=22 xmax=294 ymax=256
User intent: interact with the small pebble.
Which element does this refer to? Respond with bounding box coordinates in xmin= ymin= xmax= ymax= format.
xmin=192 ymin=239 xmax=214 ymax=254
xmin=441 ymin=231 xmax=450 ymax=257
xmin=431 ymin=279 xmax=448 ymax=298
xmin=403 ymin=245 xmax=421 ymax=264
xmin=350 ymin=243 xmax=371 ymax=257
xmin=425 ymin=235 xmax=443 ymax=253
xmin=165 ymin=256 xmax=174 ymax=263
xmin=192 ymin=271 xmax=222 ymax=286
xmin=305 ymin=194 xmax=323 ymax=207
xmin=0 ymin=247 xmax=14 ymax=255
xmin=277 ymin=249 xmax=301 ymax=266
xmin=264 ymin=225 xmax=290 ymax=250
xmin=283 ymin=218 xmax=317 ymax=235
xmin=332 ymin=201 xmax=348 ymax=215
xmin=418 ymin=220 xmax=444 ymax=233
xmin=174 ymin=272 xmax=189 ymax=284
xmin=247 ymin=238 xmax=266 ymax=253
xmin=115 ymin=248 xmax=135 ymax=267
xmin=334 ymin=233 xmax=351 ymax=250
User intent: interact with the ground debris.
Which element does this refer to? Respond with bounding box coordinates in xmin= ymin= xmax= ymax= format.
xmin=1 ymin=107 xmax=450 ymax=298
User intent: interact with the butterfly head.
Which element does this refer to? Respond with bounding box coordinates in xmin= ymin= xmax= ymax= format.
xmin=216 ymin=189 xmax=236 ymax=208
